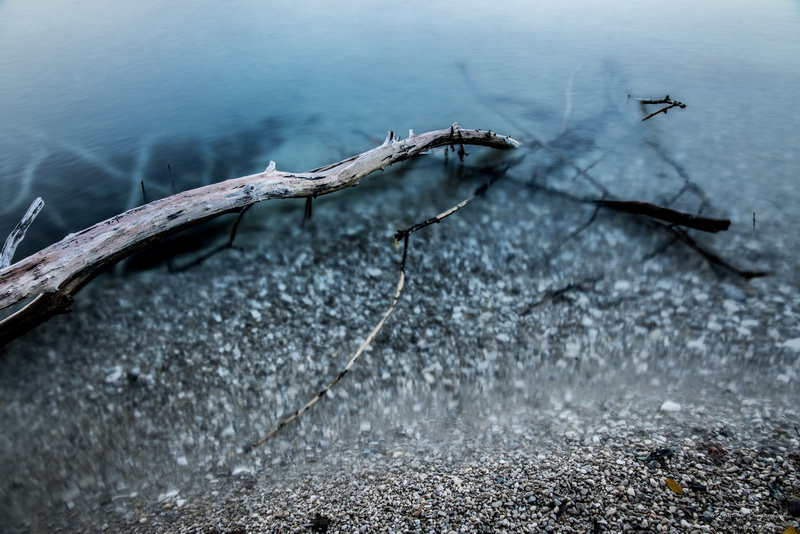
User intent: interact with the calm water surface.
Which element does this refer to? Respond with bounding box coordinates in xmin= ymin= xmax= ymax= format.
xmin=0 ymin=0 xmax=799 ymax=259
xmin=1 ymin=2 xmax=800 ymax=529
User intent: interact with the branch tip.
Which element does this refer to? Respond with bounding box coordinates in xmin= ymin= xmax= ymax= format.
xmin=1 ymin=197 xmax=45 ymax=270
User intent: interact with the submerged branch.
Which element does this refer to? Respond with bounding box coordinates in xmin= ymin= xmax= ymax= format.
xmin=629 ymin=94 xmax=687 ymax=121
xmin=595 ymin=199 xmax=730 ymax=233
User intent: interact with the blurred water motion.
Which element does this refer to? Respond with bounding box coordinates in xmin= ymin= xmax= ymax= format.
xmin=0 ymin=0 xmax=798 ymax=262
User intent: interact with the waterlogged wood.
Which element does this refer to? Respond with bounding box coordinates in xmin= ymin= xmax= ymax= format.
xmin=0 ymin=124 xmax=519 ymax=345
xmin=594 ymin=199 xmax=730 ymax=233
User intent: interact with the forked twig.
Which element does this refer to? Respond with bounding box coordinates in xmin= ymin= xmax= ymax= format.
xmin=246 ymin=171 xmax=501 ymax=451
xmin=245 ymin=236 xmax=409 ymax=452
xmin=629 ymin=94 xmax=687 ymax=121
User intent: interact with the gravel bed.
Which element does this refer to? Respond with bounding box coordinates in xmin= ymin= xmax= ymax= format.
xmin=113 ymin=426 xmax=800 ymax=534
xmin=1 ymin=151 xmax=799 ymax=533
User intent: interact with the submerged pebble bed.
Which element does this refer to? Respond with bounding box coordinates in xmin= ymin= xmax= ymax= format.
xmin=1 ymin=151 xmax=799 ymax=532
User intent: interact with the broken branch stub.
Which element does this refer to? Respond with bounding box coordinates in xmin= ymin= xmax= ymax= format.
xmin=0 ymin=124 xmax=519 ymax=346
xmin=0 ymin=197 xmax=44 ymax=270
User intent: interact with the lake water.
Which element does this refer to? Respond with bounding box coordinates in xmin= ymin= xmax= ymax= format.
xmin=2 ymin=2 xmax=800 ymax=529
xmin=1 ymin=0 xmax=799 ymax=263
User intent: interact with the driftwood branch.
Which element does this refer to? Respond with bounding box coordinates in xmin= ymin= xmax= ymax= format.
xmin=0 ymin=124 xmax=518 ymax=346
xmin=0 ymin=197 xmax=44 ymax=269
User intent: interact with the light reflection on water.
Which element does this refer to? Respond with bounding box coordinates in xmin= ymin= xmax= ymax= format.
xmin=0 ymin=0 xmax=798 ymax=259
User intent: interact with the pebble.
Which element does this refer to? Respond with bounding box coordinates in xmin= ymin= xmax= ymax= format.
xmin=96 ymin=435 xmax=800 ymax=533
xmin=660 ymin=401 xmax=682 ymax=412
xmin=2 ymin=158 xmax=799 ymax=534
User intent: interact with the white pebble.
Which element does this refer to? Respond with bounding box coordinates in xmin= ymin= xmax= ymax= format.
xmin=780 ymin=338 xmax=800 ymax=352
xmin=686 ymin=339 xmax=707 ymax=352
xmin=660 ymin=401 xmax=682 ymax=412
xmin=105 ymin=366 xmax=123 ymax=383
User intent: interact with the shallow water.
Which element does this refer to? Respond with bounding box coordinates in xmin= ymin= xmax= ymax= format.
xmin=1 ymin=0 xmax=799 ymax=260
xmin=1 ymin=2 xmax=800 ymax=531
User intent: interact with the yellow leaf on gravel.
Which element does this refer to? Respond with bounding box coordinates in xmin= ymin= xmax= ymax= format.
xmin=665 ymin=478 xmax=683 ymax=495
xmin=783 ymin=526 xmax=798 ymax=534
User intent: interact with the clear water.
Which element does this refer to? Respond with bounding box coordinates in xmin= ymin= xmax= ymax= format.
xmin=1 ymin=3 xmax=800 ymax=528
xmin=1 ymin=0 xmax=799 ymax=262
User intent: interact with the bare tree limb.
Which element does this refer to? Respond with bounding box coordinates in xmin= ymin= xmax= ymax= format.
xmin=0 ymin=124 xmax=519 ymax=346
xmin=0 ymin=197 xmax=44 ymax=269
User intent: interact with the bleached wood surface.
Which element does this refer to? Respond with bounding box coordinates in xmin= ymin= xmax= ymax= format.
xmin=0 ymin=124 xmax=519 ymax=345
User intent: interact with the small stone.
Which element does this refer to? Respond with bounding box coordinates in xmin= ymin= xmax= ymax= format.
xmin=105 ymin=366 xmax=123 ymax=383
xmin=781 ymin=338 xmax=800 ymax=352
xmin=660 ymin=401 xmax=682 ymax=412
xmin=614 ymin=280 xmax=631 ymax=291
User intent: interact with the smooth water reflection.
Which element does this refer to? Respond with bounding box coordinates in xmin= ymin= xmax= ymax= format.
xmin=0 ymin=0 xmax=799 ymax=259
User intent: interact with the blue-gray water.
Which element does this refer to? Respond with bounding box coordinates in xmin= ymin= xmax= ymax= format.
xmin=2 ymin=0 xmax=799 ymax=262
xmin=3 ymin=3 xmax=800 ymax=531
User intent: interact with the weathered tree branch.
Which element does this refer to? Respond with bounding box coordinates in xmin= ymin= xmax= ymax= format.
xmin=0 ymin=197 xmax=44 ymax=269
xmin=0 ymin=124 xmax=519 ymax=346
